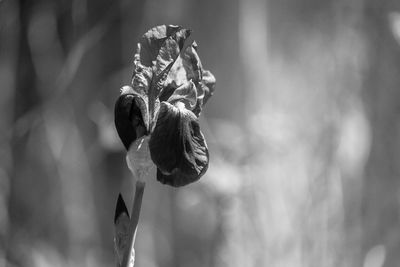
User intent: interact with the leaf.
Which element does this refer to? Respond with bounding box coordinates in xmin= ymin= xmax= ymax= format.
xmin=114 ymin=194 xmax=130 ymax=223
xmin=114 ymin=194 xmax=130 ymax=266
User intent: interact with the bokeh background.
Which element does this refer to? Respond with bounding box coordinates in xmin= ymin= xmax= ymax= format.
xmin=1 ymin=0 xmax=400 ymax=266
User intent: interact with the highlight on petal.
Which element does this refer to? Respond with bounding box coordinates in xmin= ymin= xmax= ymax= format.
xmin=131 ymin=62 xmax=153 ymax=96
xmin=149 ymin=102 xmax=209 ymax=186
xmin=114 ymin=89 xmax=149 ymax=150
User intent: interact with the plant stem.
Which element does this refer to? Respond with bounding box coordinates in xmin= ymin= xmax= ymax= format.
xmin=121 ymin=180 xmax=146 ymax=267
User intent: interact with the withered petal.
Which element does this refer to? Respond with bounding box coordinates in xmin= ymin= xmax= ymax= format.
xmin=181 ymin=41 xmax=202 ymax=82
xmin=167 ymin=80 xmax=197 ymax=110
xmin=151 ymin=27 xmax=191 ymax=101
xmin=134 ymin=25 xmax=191 ymax=124
xmin=201 ymin=70 xmax=216 ymax=105
xmin=155 ymin=29 xmax=190 ymax=78
xmin=139 ymin=25 xmax=190 ymax=68
xmin=131 ymin=65 xmax=153 ymax=96
xmin=149 ymin=102 xmax=209 ymax=187
xmin=114 ymin=93 xmax=149 ymax=150
xmin=164 ymin=41 xmax=216 ymax=117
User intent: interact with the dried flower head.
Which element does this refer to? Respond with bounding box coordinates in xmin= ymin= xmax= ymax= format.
xmin=115 ymin=25 xmax=216 ymax=187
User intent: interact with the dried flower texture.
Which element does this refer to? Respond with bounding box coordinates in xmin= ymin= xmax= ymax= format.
xmin=115 ymin=25 xmax=215 ymax=186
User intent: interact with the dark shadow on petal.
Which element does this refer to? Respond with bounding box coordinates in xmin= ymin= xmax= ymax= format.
xmin=149 ymin=102 xmax=209 ymax=187
xmin=114 ymin=94 xmax=148 ymax=150
xmin=159 ymin=84 xmax=176 ymax=102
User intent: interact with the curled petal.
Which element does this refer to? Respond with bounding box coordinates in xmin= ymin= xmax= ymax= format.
xmin=131 ymin=64 xmax=153 ymax=96
xmin=181 ymin=41 xmax=202 ymax=82
xmin=164 ymin=41 xmax=216 ymax=116
xmin=155 ymin=28 xmax=191 ymax=78
xmin=191 ymin=70 xmax=215 ymax=116
xmin=165 ymin=41 xmax=202 ymax=88
xmin=200 ymin=69 xmax=216 ymax=105
xmin=132 ymin=25 xmax=191 ymax=125
xmin=115 ymin=25 xmax=215 ymax=188
xmin=152 ymin=27 xmax=191 ymax=104
xmin=139 ymin=25 xmax=190 ymax=69
xmin=149 ymin=102 xmax=209 ymax=186
xmin=167 ymin=80 xmax=197 ymax=110
xmin=137 ymin=25 xmax=169 ymax=67
xmin=114 ymin=89 xmax=149 ymax=150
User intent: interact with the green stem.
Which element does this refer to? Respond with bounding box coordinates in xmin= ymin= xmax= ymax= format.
xmin=121 ymin=180 xmax=146 ymax=267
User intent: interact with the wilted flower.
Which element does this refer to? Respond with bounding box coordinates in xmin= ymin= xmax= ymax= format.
xmin=115 ymin=25 xmax=216 ymax=187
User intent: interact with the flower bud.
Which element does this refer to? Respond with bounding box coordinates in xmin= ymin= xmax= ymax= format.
xmin=126 ymin=136 xmax=153 ymax=181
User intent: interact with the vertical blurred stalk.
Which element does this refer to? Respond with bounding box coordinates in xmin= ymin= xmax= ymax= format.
xmin=333 ymin=2 xmax=368 ymax=266
xmin=235 ymin=0 xmax=367 ymax=266
xmin=362 ymin=1 xmax=400 ymax=265
xmin=43 ymin=0 xmax=100 ymax=258
xmin=237 ymin=1 xmax=270 ymax=266
xmin=238 ymin=0 xmax=269 ymax=113
xmin=0 ymin=0 xmax=19 ymax=264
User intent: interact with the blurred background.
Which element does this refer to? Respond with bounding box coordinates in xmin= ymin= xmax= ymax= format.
xmin=1 ymin=0 xmax=400 ymax=266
